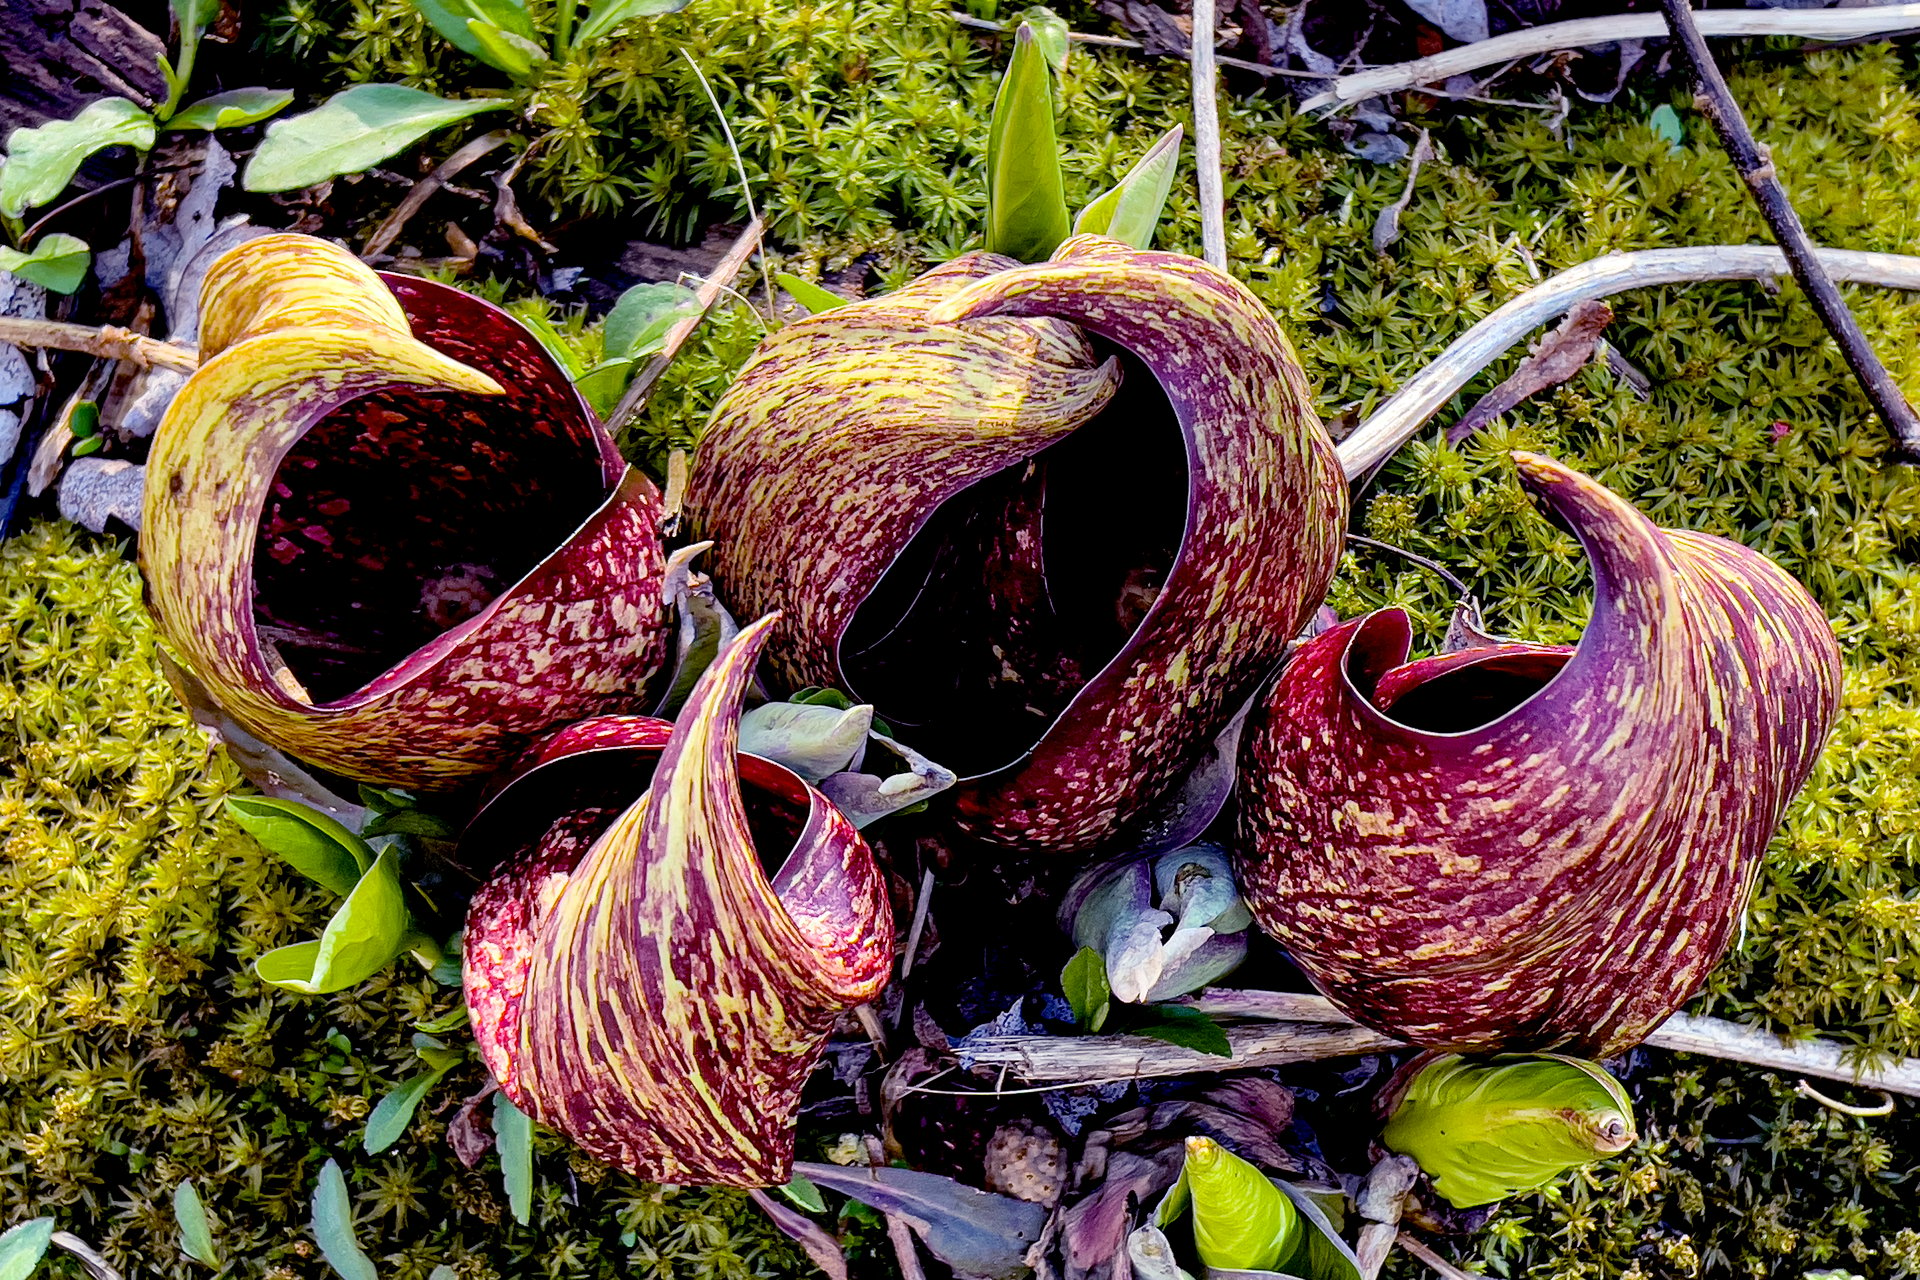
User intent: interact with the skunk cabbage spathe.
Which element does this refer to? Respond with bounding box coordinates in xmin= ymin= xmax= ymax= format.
xmin=461 ymin=617 xmax=895 ymax=1185
xmin=1237 ymin=453 xmax=1840 ymax=1056
xmin=1381 ymin=1053 xmax=1636 ymax=1208
xmin=142 ymin=234 xmax=668 ymax=791
xmin=686 ymin=236 xmax=1346 ymax=852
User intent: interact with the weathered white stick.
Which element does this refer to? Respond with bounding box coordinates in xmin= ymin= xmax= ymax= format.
xmin=964 ymin=989 xmax=1920 ymax=1097
xmin=1334 ymin=244 xmax=1920 ymax=480
xmin=1189 ymin=0 xmax=1228 ymax=270
xmin=1302 ymin=5 xmax=1920 ymax=114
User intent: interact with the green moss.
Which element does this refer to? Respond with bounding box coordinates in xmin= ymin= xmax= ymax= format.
xmin=0 ymin=523 xmax=801 ymax=1276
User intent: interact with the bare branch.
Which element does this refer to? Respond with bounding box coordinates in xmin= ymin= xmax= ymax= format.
xmin=1302 ymin=4 xmax=1920 ymax=113
xmin=1335 ymin=245 xmax=1920 ymax=479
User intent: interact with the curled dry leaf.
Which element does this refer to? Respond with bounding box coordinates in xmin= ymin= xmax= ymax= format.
xmin=141 ymin=234 xmax=669 ymax=790
xmin=1237 ymin=453 xmax=1840 ymax=1055
xmin=461 ymin=619 xmax=894 ymax=1185
xmin=688 ymin=235 xmax=1344 ymax=853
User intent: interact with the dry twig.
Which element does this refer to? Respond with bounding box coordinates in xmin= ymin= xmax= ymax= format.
xmin=962 ymin=989 xmax=1920 ymax=1097
xmin=603 ymin=216 xmax=764 ymax=436
xmin=1301 ymin=4 xmax=1920 ymax=113
xmin=362 ymin=130 xmax=511 ymax=260
xmin=1189 ymin=0 xmax=1227 ymax=269
xmin=0 ymin=316 xmax=196 ymax=371
xmin=1658 ymin=0 xmax=1920 ymax=460
xmin=1335 ymin=245 xmax=1920 ymax=479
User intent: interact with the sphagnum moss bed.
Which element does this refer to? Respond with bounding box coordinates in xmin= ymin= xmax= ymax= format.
xmin=6 ymin=5 xmax=1920 ymax=1276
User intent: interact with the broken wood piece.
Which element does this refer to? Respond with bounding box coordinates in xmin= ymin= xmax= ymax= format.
xmin=962 ymin=988 xmax=1920 ymax=1097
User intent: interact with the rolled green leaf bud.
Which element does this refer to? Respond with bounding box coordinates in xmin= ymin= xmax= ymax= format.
xmin=1381 ymin=1054 xmax=1637 ymax=1208
xmin=1183 ymin=1135 xmax=1300 ymax=1273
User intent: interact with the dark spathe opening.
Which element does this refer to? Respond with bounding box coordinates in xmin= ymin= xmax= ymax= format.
xmin=1374 ymin=649 xmax=1574 ymax=735
xmin=839 ymin=347 xmax=1188 ymax=777
xmin=250 ymin=343 xmax=609 ymax=705
xmin=467 ymin=746 xmax=809 ymax=888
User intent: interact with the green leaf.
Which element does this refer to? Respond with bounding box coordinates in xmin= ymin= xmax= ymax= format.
xmin=414 ymin=1004 xmax=471 ymax=1034
xmin=776 ymin=1172 xmax=828 ymax=1214
xmin=168 ymin=88 xmax=296 ymax=131
xmin=1649 ymin=103 xmax=1685 ymax=150
xmin=603 ymin=280 xmax=700 ymax=362
xmin=1074 ymin=124 xmax=1181 ymax=249
xmin=0 ymin=1219 xmax=53 ymax=1280
xmin=360 ymin=807 xmax=459 ymax=841
xmin=493 ymin=1092 xmax=534 ymax=1225
xmin=172 ymin=0 xmax=219 ymax=50
xmin=510 ymin=309 xmax=588 ymax=379
xmin=311 ymin=1160 xmax=377 ymax=1280
xmin=1381 ymin=1053 xmax=1636 ymax=1208
xmin=242 ymin=86 xmax=510 ymax=193
xmin=1015 ymin=5 xmax=1070 ymax=69
xmin=983 ymin=24 xmax=1069 ymax=262
xmin=574 ymin=360 xmax=635 ymax=419
xmin=0 ymin=234 xmax=90 ymax=295
xmin=0 ymin=98 xmax=156 ymax=218
xmin=255 ymin=847 xmax=413 ymax=994
xmin=71 ymin=436 xmax=104 ymax=457
xmin=173 ymin=1181 xmax=219 ymax=1267
xmin=254 ymin=940 xmax=323 ymax=986
xmin=405 ymin=0 xmax=538 ymax=67
xmin=1061 ymin=945 xmax=1110 ymax=1033
xmin=1181 ymin=1137 xmax=1299 ymax=1272
xmin=572 ymin=0 xmax=692 ymax=47
xmin=69 ymin=402 xmax=99 ymax=438
xmin=465 ymin=21 xmax=548 ymax=77
xmin=1131 ymin=1005 xmax=1230 ymax=1056
xmin=363 ymin=1068 xmax=450 ymax=1154
xmin=226 ymin=796 xmax=372 ymax=896
xmin=775 ymin=271 xmax=849 ymax=315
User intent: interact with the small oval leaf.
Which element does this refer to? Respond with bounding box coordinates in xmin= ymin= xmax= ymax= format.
xmin=0 ymin=1219 xmax=54 ymax=1280
xmin=0 ymin=233 xmax=91 ymax=295
xmin=227 ymin=796 xmax=372 ymax=896
xmin=0 ymin=98 xmax=155 ymax=217
xmin=174 ymin=1181 xmax=219 ymax=1267
xmin=242 ymin=86 xmax=510 ymax=193
xmin=311 ymin=1160 xmax=377 ymax=1280
xmin=492 ymin=1092 xmax=534 ymax=1225
xmin=168 ymin=88 xmax=296 ymax=131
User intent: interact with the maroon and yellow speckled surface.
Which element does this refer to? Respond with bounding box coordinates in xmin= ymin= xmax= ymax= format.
xmin=141 ymin=235 xmax=668 ymax=791
xmin=688 ymin=237 xmax=1346 ymax=852
xmin=463 ymin=620 xmax=894 ymax=1185
xmin=1237 ymin=454 xmax=1841 ymax=1055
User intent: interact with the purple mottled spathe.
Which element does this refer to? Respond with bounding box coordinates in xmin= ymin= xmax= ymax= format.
xmin=1236 ymin=453 xmax=1841 ymax=1055
xmin=462 ymin=619 xmax=895 ymax=1185
xmin=687 ymin=236 xmax=1347 ymax=853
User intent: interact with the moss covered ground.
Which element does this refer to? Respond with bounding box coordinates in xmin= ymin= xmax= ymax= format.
xmin=4 ymin=3 xmax=1920 ymax=1275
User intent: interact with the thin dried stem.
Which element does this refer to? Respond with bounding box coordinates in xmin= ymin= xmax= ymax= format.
xmin=1658 ymin=0 xmax=1920 ymax=460
xmin=1301 ymin=4 xmax=1920 ymax=113
xmin=604 ymin=216 xmax=764 ymax=436
xmin=362 ymin=130 xmax=511 ymax=260
xmin=0 ymin=316 xmax=197 ymax=371
xmin=1396 ymin=1232 xmax=1480 ymax=1280
xmin=1189 ymin=0 xmax=1228 ymax=269
xmin=1335 ymin=245 xmax=1920 ymax=479
xmin=963 ymin=988 xmax=1920 ymax=1097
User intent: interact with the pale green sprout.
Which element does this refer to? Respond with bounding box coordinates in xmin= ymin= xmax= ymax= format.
xmin=1381 ymin=1053 xmax=1637 ymax=1208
